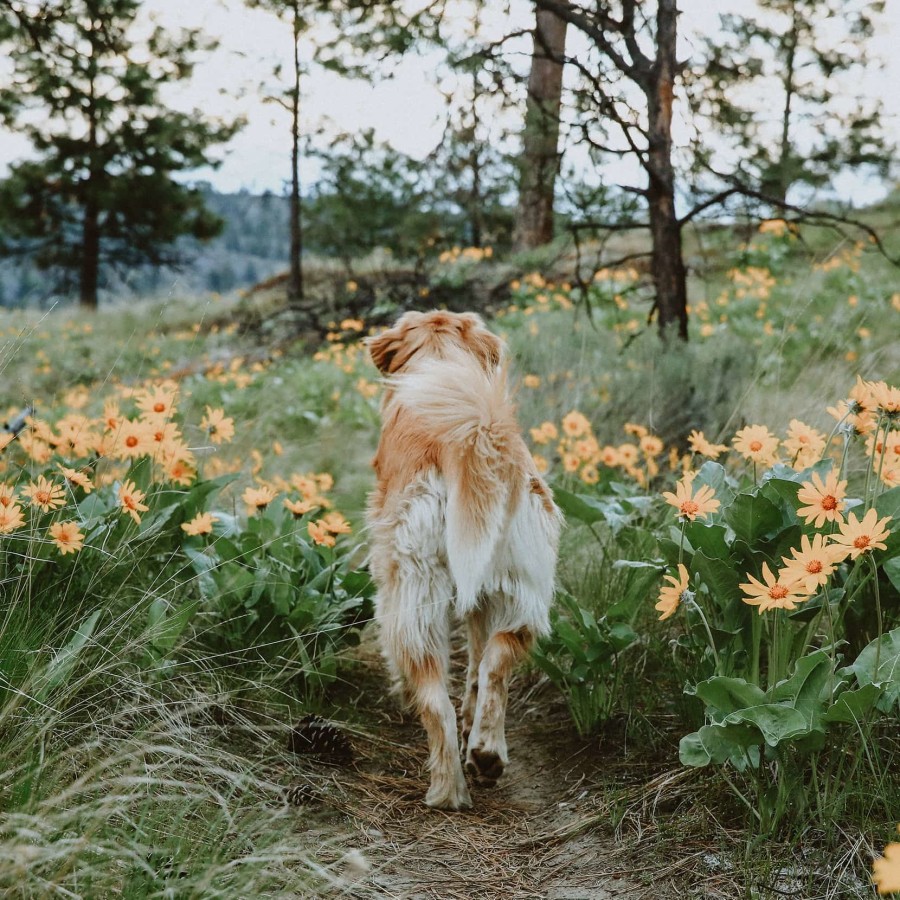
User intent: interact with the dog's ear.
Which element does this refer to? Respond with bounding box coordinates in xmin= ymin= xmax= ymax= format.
xmin=459 ymin=313 xmax=503 ymax=370
xmin=366 ymin=327 xmax=401 ymax=374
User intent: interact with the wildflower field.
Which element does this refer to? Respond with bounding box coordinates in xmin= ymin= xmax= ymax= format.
xmin=1 ymin=218 xmax=899 ymax=897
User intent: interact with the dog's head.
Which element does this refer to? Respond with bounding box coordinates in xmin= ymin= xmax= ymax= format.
xmin=366 ymin=310 xmax=503 ymax=376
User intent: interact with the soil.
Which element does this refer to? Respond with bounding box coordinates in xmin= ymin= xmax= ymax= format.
xmin=275 ymin=639 xmax=689 ymax=900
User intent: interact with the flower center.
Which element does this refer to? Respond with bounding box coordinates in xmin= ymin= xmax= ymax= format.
xmin=806 ymin=560 xmax=823 ymax=574
xmin=749 ymin=440 xmax=763 ymax=452
xmin=769 ymin=585 xmax=789 ymax=600
xmin=125 ymin=435 xmax=139 ymax=448
xmin=821 ymin=495 xmax=837 ymax=510
xmin=123 ymin=496 xmax=136 ymax=509
xmin=853 ymin=535 xmax=871 ymax=550
xmin=36 ymin=491 xmax=50 ymax=504
xmin=154 ymin=402 xmax=166 ymax=413
xmin=798 ymin=435 xmax=809 ymax=444
xmin=680 ymin=500 xmax=699 ymax=516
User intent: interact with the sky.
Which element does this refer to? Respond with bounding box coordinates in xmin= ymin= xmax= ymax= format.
xmin=2 ymin=0 xmax=899 ymax=203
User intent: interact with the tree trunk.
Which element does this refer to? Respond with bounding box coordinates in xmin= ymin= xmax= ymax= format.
xmin=80 ymin=58 xmax=100 ymax=310
xmin=774 ymin=0 xmax=799 ymax=206
xmin=287 ymin=2 xmax=304 ymax=308
xmin=514 ymin=6 xmax=567 ymax=251
xmin=645 ymin=0 xmax=687 ymax=341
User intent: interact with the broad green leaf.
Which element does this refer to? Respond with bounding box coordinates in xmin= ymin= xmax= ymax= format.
xmin=884 ymin=557 xmax=900 ymax=594
xmin=553 ymin=488 xmax=606 ymax=525
xmin=692 ymin=461 xmax=735 ymax=506
xmin=692 ymin=676 xmax=767 ymax=718
xmin=771 ymin=651 xmax=833 ymax=727
xmin=693 ymin=550 xmax=742 ymax=606
xmin=874 ymin=485 xmax=900 ymax=523
xmin=608 ymin=560 xmax=665 ymax=620
xmin=822 ymin=684 xmax=884 ymax=724
xmin=723 ymin=704 xmax=811 ymax=746
xmin=680 ymin=722 xmax=760 ymax=768
xmin=683 ymin=521 xmax=732 ymax=559
xmin=725 ymin=492 xmax=784 ymax=545
xmin=844 ymin=627 xmax=900 ymax=710
xmin=146 ymin=598 xmax=198 ymax=654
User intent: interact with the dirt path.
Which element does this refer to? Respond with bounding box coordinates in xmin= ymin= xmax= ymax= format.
xmin=293 ymin=646 xmax=680 ymax=899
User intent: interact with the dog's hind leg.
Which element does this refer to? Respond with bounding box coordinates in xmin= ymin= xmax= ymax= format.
xmin=461 ymin=606 xmax=487 ymax=750
xmin=464 ymin=625 xmax=533 ymax=786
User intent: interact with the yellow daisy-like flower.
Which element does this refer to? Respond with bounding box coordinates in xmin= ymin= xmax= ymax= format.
xmin=181 ymin=512 xmax=217 ymax=536
xmin=58 ymin=465 xmax=94 ymax=494
xmin=796 ymin=470 xmax=847 ymax=528
xmin=114 ymin=419 xmax=155 ymax=459
xmin=783 ymin=419 xmax=826 ymax=469
xmin=733 ymin=424 xmax=779 ymax=465
xmin=655 ymin=564 xmax=690 ymax=621
xmin=523 ymin=374 xmax=541 ymax=389
xmin=320 ymin=511 xmax=351 ymax=535
xmin=740 ymin=563 xmax=811 ymax=614
xmin=687 ymin=430 xmax=728 ymax=459
xmin=580 ymin=465 xmax=599 ymax=485
xmin=22 ymin=476 xmax=66 ymax=513
xmin=562 ymin=453 xmax=580 ymax=474
xmin=284 ymin=497 xmax=316 ymax=518
xmin=599 ymin=445 xmax=621 ymax=467
xmin=830 ymin=508 xmax=891 ymax=560
xmin=532 ymin=453 xmax=549 ymax=474
xmin=48 ymin=520 xmax=84 ymax=555
xmin=0 ymin=503 xmax=26 ymax=534
xmin=561 ymin=411 xmax=591 ymax=438
xmin=0 ymin=483 xmax=18 ymax=507
xmin=243 ymin=485 xmax=276 ymax=512
xmin=624 ymin=422 xmax=648 ymax=438
xmin=662 ymin=474 xmax=720 ymax=522
xmin=866 ymin=380 xmax=900 ymax=418
xmin=200 ymin=407 xmax=235 ymax=444
xmin=618 ymin=444 xmax=639 ymax=467
xmin=117 ymin=479 xmax=149 ymax=525
xmin=530 ymin=422 xmax=558 ymax=445
xmin=640 ymin=434 xmax=664 ymax=458
xmin=780 ymin=533 xmax=844 ymax=594
xmin=873 ymin=830 xmax=900 ymax=895
xmin=135 ymin=383 xmax=179 ymax=420
xmin=308 ymin=519 xmax=336 ymax=548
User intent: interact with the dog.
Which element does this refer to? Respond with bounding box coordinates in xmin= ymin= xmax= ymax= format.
xmin=366 ymin=310 xmax=562 ymax=810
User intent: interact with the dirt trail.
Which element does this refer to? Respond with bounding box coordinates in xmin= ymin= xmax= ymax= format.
xmin=296 ymin=647 xmax=677 ymax=900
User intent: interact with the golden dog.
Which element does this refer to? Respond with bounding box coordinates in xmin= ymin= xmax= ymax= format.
xmin=366 ymin=311 xmax=561 ymax=810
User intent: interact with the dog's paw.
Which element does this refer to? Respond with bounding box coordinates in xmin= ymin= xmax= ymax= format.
xmin=465 ymin=746 xmax=506 ymax=785
xmin=425 ymin=770 xmax=472 ymax=811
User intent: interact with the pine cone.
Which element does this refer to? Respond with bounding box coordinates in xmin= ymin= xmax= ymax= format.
xmin=287 ymin=714 xmax=354 ymax=765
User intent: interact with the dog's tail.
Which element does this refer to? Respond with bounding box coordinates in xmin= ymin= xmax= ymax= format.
xmin=390 ymin=356 xmax=521 ymax=613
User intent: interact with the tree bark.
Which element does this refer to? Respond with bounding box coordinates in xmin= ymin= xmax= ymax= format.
xmin=645 ymin=0 xmax=687 ymax=340
xmin=774 ymin=0 xmax=799 ymax=206
xmin=514 ymin=6 xmax=568 ymax=251
xmin=287 ymin=1 xmax=304 ymax=308
xmin=80 ymin=50 xmax=100 ymax=310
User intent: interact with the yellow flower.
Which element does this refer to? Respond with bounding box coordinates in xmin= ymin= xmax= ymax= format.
xmin=796 ymin=470 xmax=847 ymax=528
xmin=0 ymin=483 xmax=18 ymax=507
xmin=599 ymin=445 xmax=621 ymax=467
xmin=523 ymin=374 xmax=541 ymax=388
xmin=114 ymin=419 xmax=155 ymax=459
xmin=783 ymin=419 xmax=826 ymax=469
xmin=136 ymin=384 xmax=179 ymax=420
xmin=320 ymin=511 xmax=351 ymax=534
xmin=117 ymin=479 xmax=149 ymax=524
xmin=163 ymin=452 xmax=197 ymax=486
xmin=58 ymin=465 xmax=94 ymax=494
xmin=580 ymin=465 xmax=599 ymax=485
xmin=781 ymin=534 xmax=845 ymax=594
xmin=740 ymin=563 xmax=811 ymax=614
xmin=243 ymin=485 xmax=276 ymax=512
xmin=874 ymin=830 xmax=900 ymax=895
xmin=200 ymin=407 xmax=235 ymax=444
xmin=181 ymin=512 xmax=217 ymax=536
xmin=733 ymin=425 xmax=779 ymax=465
xmin=532 ymin=453 xmax=549 ymax=474
xmin=562 ymin=453 xmax=580 ymax=473
xmin=48 ymin=520 xmax=84 ymax=555
xmin=284 ymin=497 xmax=316 ymax=517
xmin=656 ymin=564 xmax=689 ymax=621
xmin=22 ymin=476 xmax=66 ymax=513
xmin=624 ymin=422 xmax=648 ymax=439
xmin=687 ymin=430 xmax=728 ymax=459
xmin=831 ymin=508 xmax=891 ymax=560
xmin=866 ymin=380 xmax=900 ymax=418
xmin=562 ymin=411 xmax=591 ymax=438
xmin=308 ymin=519 xmax=336 ymax=547
xmin=662 ymin=474 xmax=720 ymax=522
xmin=640 ymin=434 xmax=664 ymax=458
xmin=0 ymin=503 xmax=26 ymax=534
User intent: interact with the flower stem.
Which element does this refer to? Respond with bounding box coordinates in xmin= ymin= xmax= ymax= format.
xmin=869 ymin=553 xmax=883 ymax=679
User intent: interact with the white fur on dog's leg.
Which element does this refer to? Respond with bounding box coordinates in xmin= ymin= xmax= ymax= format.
xmin=425 ymin=764 xmax=472 ymax=810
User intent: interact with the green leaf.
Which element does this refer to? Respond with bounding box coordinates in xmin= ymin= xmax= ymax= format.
xmin=771 ymin=651 xmax=833 ymax=727
xmin=884 ymin=558 xmax=900 ymax=594
xmin=145 ymin=598 xmax=198 ymax=655
xmin=40 ymin=610 xmax=103 ymax=695
xmin=608 ymin=560 xmax=665 ymax=619
xmin=822 ymin=684 xmax=884 ymax=724
xmin=722 ymin=704 xmax=811 ymax=746
xmin=693 ymin=551 xmax=742 ymax=606
xmin=875 ymin=485 xmax=900 ymax=523
xmin=679 ymin=722 xmax=760 ymax=767
xmin=692 ymin=461 xmax=735 ymax=506
xmin=553 ymin=488 xmax=606 ymax=525
xmin=844 ymin=627 xmax=900 ymax=710
xmin=725 ymin=492 xmax=785 ymax=545
xmin=683 ymin=521 xmax=732 ymax=559
xmin=692 ymin=676 xmax=767 ymax=718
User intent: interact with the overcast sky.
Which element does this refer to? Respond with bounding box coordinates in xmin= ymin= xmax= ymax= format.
xmin=2 ymin=0 xmax=898 ymax=202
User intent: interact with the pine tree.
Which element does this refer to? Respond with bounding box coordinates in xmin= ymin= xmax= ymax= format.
xmin=0 ymin=0 xmax=240 ymax=309
xmin=695 ymin=0 xmax=892 ymax=204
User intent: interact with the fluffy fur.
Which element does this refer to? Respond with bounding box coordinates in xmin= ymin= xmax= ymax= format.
xmin=366 ymin=310 xmax=562 ymax=810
